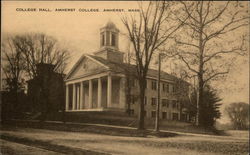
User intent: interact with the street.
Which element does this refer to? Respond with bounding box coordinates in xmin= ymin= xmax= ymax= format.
xmin=0 ymin=126 xmax=248 ymax=155
xmin=0 ymin=139 xmax=60 ymax=155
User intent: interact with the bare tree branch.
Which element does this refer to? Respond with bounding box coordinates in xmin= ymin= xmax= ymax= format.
xmin=204 ymin=71 xmax=228 ymax=83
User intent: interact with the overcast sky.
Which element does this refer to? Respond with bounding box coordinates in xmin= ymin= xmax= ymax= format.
xmin=2 ymin=1 xmax=249 ymax=122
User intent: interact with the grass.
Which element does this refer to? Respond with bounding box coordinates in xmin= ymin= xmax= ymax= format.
xmin=24 ymin=111 xmax=225 ymax=135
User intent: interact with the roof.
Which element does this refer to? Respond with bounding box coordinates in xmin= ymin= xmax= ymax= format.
xmin=87 ymin=55 xmax=177 ymax=82
xmin=104 ymin=21 xmax=117 ymax=29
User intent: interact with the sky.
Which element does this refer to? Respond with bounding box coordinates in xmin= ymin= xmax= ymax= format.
xmin=2 ymin=1 xmax=249 ymax=123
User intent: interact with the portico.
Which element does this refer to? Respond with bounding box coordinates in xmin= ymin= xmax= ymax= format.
xmin=65 ymin=73 xmax=126 ymax=111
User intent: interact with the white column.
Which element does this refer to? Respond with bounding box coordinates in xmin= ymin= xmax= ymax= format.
xmin=72 ymin=83 xmax=76 ymax=110
xmin=65 ymin=84 xmax=69 ymax=111
xmin=89 ymin=79 xmax=93 ymax=108
xmin=107 ymin=75 xmax=112 ymax=107
xmin=80 ymin=82 xmax=84 ymax=109
xmin=98 ymin=78 xmax=102 ymax=108
xmin=76 ymin=85 xmax=79 ymax=110
xmin=78 ymin=85 xmax=80 ymax=109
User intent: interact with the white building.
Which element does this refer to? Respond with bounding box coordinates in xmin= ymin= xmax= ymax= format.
xmin=65 ymin=21 xmax=190 ymax=121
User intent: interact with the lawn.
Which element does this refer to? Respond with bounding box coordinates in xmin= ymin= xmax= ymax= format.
xmin=21 ymin=111 xmax=225 ymax=135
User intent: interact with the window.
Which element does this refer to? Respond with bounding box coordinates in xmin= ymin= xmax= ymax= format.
xmin=131 ymin=79 xmax=137 ymax=87
xmin=151 ymin=98 xmax=157 ymax=106
xmin=169 ymin=84 xmax=172 ymax=93
xmin=159 ymin=99 xmax=170 ymax=108
xmin=101 ymin=33 xmax=105 ymax=46
xmin=145 ymin=80 xmax=147 ymax=89
xmin=162 ymin=83 xmax=165 ymax=91
xmin=106 ymin=32 xmax=110 ymax=45
xmin=172 ymin=100 xmax=177 ymax=108
xmin=176 ymin=102 xmax=179 ymax=109
xmin=172 ymin=113 xmax=179 ymax=120
xmin=162 ymin=99 xmax=168 ymax=107
xmin=162 ymin=83 xmax=168 ymax=92
xmin=181 ymin=114 xmax=188 ymax=122
xmin=169 ymin=84 xmax=176 ymax=93
xmin=130 ymin=109 xmax=134 ymax=115
xmin=111 ymin=33 xmax=116 ymax=46
xmin=162 ymin=112 xmax=167 ymax=119
xmin=144 ymin=111 xmax=147 ymax=117
xmin=151 ymin=111 xmax=156 ymax=118
xmin=152 ymin=80 xmax=157 ymax=90
xmin=131 ymin=95 xmax=136 ymax=104
xmin=166 ymin=83 xmax=169 ymax=93
xmin=144 ymin=96 xmax=147 ymax=105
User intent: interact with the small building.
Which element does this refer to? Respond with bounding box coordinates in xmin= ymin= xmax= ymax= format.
xmin=65 ymin=21 xmax=190 ymax=121
xmin=27 ymin=63 xmax=65 ymax=113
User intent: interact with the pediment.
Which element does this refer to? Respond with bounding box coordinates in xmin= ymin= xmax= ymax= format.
xmin=66 ymin=55 xmax=108 ymax=80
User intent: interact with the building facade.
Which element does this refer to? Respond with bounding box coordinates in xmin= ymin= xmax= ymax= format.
xmin=65 ymin=21 xmax=190 ymax=121
xmin=27 ymin=63 xmax=65 ymax=113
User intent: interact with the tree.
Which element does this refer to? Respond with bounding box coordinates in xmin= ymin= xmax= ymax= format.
xmin=2 ymin=37 xmax=26 ymax=92
xmin=225 ymin=102 xmax=249 ymax=130
xmin=190 ymin=85 xmax=222 ymax=127
xmin=121 ymin=1 xmax=186 ymax=130
xmin=169 ymin=1 xmax=248 ymax=126
xmin=2 ymin=33 xmax=69 ymax=120
xmin=171 ymin=69 xmax=192 ymax=122
xmin=123 ymin=42 xmax=135 ymax=116
xmin=1 ymin=36 xmax=27 ymax=118
xmin=12 ymin=33 xmax=69 ymax=78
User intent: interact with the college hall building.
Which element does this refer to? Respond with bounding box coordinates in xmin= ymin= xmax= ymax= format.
xmin=65 ymin=21 xmax=190 ymax=121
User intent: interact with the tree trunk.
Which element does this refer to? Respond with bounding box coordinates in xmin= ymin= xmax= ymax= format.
xmin=196 ymin=13 xmax=204 ymax=126
xmin=138 ymin=77 xmax=146 ymax=130
xmin=155 ymin=53 xmax=161 ymax=132
xmin=126 ymin=76 xmax=131 ymax=116
xmin=196 ymin=86 xmax=199 ymax=126
xmin=179 ymin=100 xmax=183 ymax=121
xmin=196 ymin=74 xmax=204 ymax=126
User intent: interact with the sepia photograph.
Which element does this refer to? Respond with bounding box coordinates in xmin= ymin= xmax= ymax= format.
xmin=1 ymin=1 xmax=249 ymax=154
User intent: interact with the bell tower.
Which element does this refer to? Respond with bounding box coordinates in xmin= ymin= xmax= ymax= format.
xmin=95 ymin=21 xmax=124 ymax=63
xmin=100 ymin=21 xmax=119 ymax=50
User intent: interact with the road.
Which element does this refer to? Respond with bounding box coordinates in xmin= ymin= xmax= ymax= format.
xmin=0 ymin=139 xmax=60 ymax=155
xmin=0 ymin=126 xmax=248 ymax=155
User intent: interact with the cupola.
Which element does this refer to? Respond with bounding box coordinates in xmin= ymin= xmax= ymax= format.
xmin=100 ymin=21 xmax=119 ymax=50
xmin=94 ymin=21 xmax=124 ymax=63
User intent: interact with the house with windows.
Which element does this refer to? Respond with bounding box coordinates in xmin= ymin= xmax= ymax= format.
xmin=64 ymin=21 xmax=190 ymax=121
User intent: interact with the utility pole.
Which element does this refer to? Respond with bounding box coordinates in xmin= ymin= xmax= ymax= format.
xmin=155 ymin=53 xmax=161 ymax=132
